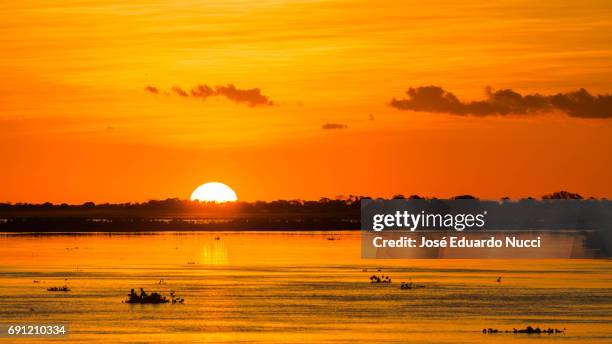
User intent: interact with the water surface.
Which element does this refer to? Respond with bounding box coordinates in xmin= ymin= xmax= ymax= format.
xmin=0 ymin=232 xmax=610 ymax=343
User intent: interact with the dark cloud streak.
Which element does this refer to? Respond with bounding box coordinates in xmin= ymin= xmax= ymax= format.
xmin=146 ymin=84 xmax=274 ymax=107
xmin=390 ymin=86 xmax=612 ymax=118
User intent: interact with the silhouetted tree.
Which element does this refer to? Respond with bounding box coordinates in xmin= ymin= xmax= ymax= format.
xmin=542 ymin=191 xmax=583 ymax=199
xmin=452 ymin=195 xmax=477 ymax=200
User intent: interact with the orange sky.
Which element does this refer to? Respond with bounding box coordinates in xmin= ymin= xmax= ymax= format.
xmin=1 ymin=0 xmax=612 ymax=203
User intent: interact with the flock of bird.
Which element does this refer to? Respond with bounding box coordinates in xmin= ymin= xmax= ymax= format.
xmin=366 ymin=269 xmax=503 ymax=289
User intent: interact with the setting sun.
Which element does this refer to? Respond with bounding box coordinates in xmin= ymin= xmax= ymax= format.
xmin=190 ymin=182 xmax=238 ymax=203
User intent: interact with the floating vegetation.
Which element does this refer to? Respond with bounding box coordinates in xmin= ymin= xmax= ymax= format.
xmin=47 ymin=286 xmax=70 ymax=292
xmin=47 ymin=279 xmax=70 ymax=291
xmin=125 ymin=288 xmax=184 ymax=304
xmin=168 ymin=290 xmax=184 ymax=304
xmin=483 ymin=326 xmax=565 ymax=334
xmin=400 ymin=279 xmax=425 ymax=290
xmin=369 ymin=275 xmax=391 ymax=283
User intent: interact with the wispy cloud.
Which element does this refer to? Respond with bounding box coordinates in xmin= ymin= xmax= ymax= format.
xmin=146 ymin=84 xmax=274 ymax=107
xmin=322 ymin=123 xmax=348 ymax=130
xmin=171 ymin=86 xmax=189 ymax=97
xmin=144 ymin=86 xmax=160 ymax=94
xmin=390 ymin=86 xmax=612 ymax=118
xmin=213 ymin=84 xmax=273 ymax=107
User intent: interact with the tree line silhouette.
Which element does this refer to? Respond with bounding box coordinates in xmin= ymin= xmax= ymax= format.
xmin=0 ymin=191 xmax=603 ymax=232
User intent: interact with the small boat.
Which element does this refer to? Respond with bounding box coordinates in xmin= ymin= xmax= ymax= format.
xmin=125 ymin=288 xmax=185 ymax=304
xmin=125 ymin=288 xmax=168 ymax=304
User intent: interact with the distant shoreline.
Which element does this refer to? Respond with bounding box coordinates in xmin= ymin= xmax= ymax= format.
xmin=0 ymin=229 xmax=361 ymax=235
xmin=1 ymin=197 xmax=609 ymax=233
xmin=0 ymin=217 xmax=360 ymax=232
